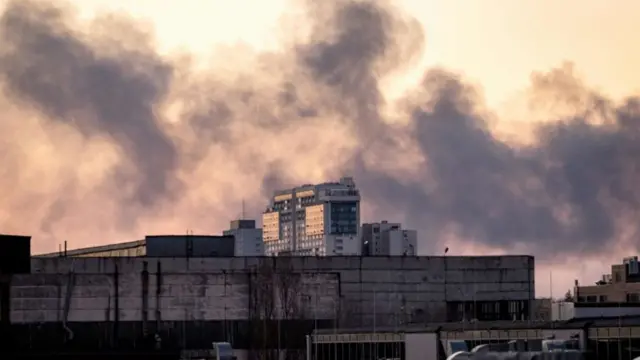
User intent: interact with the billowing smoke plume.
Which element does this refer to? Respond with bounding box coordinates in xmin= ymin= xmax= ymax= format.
xmin=0 ymin=0 xmax=639 ymax=267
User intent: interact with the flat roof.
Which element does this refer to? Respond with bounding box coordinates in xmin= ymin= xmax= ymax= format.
xmin=35 ymin=240 xmax=146 ymax=257
xmin=0 ymin=234 xmax=31 ymax=239
xmin=34 ymin=235 xmax=234 ymax=257
xmin=313 ymin=316 xmax=640 ymax=335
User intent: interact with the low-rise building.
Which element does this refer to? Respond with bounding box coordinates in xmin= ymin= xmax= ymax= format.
xmin=575 ymin=256 xmax=640 ymax=303
xmin=222 ymin=219 xmax=264 ymax=256
xmin=361 ymin=221 xmax=417 ymax=256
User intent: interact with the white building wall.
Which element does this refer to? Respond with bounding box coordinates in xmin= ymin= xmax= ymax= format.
xmin=552 ymin=301 xmax=575 ymax=320
xmin=388 ymin=230 xmax=417 ymax=256
xmin=363 ymin=222 xmax=417 ymax=256
xmin=325 ymin=234 xmax=360 ymax=255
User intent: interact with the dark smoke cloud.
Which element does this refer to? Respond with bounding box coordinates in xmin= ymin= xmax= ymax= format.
xmin=0 ymin=0 xmax=177 ymax=209
xmin=358 ymin=67 xmax=640 ymax=257
xmin=0 ymin=0 xmax=639 ymax=262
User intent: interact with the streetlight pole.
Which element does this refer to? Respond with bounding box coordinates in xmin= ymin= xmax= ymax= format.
xmin=444 ymin=247 xmax=449 ymax=321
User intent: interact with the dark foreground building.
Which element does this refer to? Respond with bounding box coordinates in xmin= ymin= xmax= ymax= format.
xmin=2 ymin=235 xmax=535 ymax=359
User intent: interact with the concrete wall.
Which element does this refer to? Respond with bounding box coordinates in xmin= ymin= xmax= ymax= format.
xmin=10 ymin=255 xmax=534 ymax=326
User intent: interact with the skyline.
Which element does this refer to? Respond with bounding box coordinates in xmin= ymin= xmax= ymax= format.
xmin=1 ymin=0 xmax=639 ymax=297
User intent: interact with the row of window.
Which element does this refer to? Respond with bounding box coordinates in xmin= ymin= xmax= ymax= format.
xmin=577 ymin=293 xmax=640 ymax=303
xmin=446 ymin=300 xmax=530 ymax=321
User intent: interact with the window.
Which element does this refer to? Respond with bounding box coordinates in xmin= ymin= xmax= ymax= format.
xmin=329 ymin=202 xmax=358 ymax=235
xmin=598 ymin=295 xmax=608 ymax=302
xmin=627 ymin=293 xmax=640 ymax=303
xmin=586 ymin=296 xmax=597 ymax=303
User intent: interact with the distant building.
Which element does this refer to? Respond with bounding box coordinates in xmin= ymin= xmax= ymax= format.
xmin=361 ymin=221 xmax=417 ymax=256
xmin=36 ymin=234 xmax=236 ymax=258
xmin=262 ymin=177 xmax=360 ymax=256
xmin=0 ymin=234 xmax=31 ymax=274
xmin=575 ymin=256 xmax=640 ymax=303
xmin=531 ymin=298 xmax=575 ymax=321
xmin=222 ymin=219 xmax=264 ymax=256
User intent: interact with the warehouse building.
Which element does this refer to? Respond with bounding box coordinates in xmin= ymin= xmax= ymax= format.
xmin=4 ymin=253 xmax=534 ymax=355
xmin=35 ymin=234 xmax=236 ymax=258
xmin=3 ymin=235 xmax=535 ymax=358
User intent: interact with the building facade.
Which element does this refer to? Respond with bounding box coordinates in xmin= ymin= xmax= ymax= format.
xmin=575 ymin=256 xmax=640 ymax=303
xmin=361 ymin=221 xmax=417 ymax=256
xmin=12 ymin=255 xmax=534 ymax=325
xmin=222 ymin=220 xmax=264 ymax=256
xmin=7 ymin=254 xmax=535 ymax=355
xmin=263 ymin=177 xmax=360 ymax=256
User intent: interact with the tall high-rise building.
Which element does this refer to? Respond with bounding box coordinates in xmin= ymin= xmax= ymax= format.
xmin=361 ymin=221 xmax=417 ymax=256
xmin=223 ymin=220 xmax=264 ymax=256
xmin=262 ymin=177 xmax=360 ymax=256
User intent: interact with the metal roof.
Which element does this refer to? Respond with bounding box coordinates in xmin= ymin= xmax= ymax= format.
xmin=34 ymin=239 xmax=145 ymax=257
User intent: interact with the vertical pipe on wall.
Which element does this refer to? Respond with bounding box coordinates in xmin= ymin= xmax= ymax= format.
xmin=0 ymin=274 xmax=9 ymax=337
xmin=155 ymin=261 xmax=162 ymax=328
xmin=141 ymin=261 xmax=149 ymax=336
xmin=113 ymin=262 xmax=120 ymax=345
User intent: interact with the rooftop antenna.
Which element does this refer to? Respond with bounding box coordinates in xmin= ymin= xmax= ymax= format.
xmin=241 ymin=198 xmax=246 ymax=220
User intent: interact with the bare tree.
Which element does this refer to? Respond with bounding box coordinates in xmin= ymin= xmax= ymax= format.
xmin=248 ymin=262 xmax=277 ymax=360
xmin=275 ymin=258 xmax=304 ymax=360
xmin=248 ymin=259 xmax=308 ymax=360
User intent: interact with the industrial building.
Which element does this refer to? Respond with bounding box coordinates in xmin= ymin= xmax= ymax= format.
xmin=263 ymin=177 xmax=361 ymax=256
xmin=35 ymin=234 xmax=236 ymax=258
xmin=2 ymin=244 xmax=535 ymax=357
xmin=575 ymin=256 xmax=640 ymax=303
xmin=361 ymin=221 xmax=417 ymax=256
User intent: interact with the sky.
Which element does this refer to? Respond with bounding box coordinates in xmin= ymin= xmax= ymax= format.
xmin=1 ymin=0 xmax=640 ymax=297
xmin=73 ymin=0 xmax=640 ymax=108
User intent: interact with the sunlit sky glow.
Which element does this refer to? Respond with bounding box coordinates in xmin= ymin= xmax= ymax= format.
xmin=71 ymin=0 xmax=640 ymax=109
